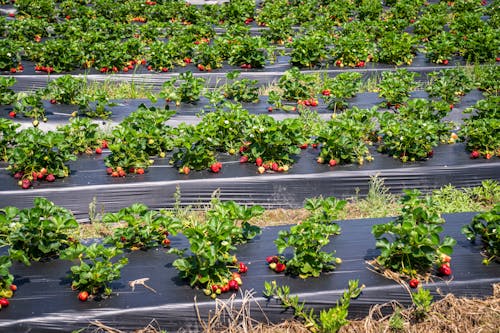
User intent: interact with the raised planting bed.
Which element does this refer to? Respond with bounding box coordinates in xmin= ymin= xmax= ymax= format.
xmin=0 ymin=142 xmax=498 ymax=219
xmin=0 ymin=212 xmax=497 ymax=332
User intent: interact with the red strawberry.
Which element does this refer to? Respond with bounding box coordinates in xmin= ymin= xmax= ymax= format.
xmin=256 ymin=157 xmax=263 ymax=166
xmin=95 ymin=147 xmax=102 ymax=154
xmin=0 ymin=298 xmax=9 ymax=307
xmin=46 ymin=174 xmax=56 ymax=182
xmin=470 ymin=150 xmax=480 ymax=159
xmin=106 ymin=167 xmax=113 ymax=174
xmin=123 ymin=67 xmax=129 ymax=72
xmin=357 ymin=61 xmax=365 ymax=67
xmin=78 ymin=291 xmax=89 ymax=302
xmin=101 ymin=140 xmax=108 ymax=149
xmin=329 ymin=159 xmax=337 ymax=167
xmin=267 ymin=106 xmax=273 ymax=112
xmin=8 ymin=111 xmax=16 ymax=118
xmin=275 ymin=263 xmax=286 ymax=273
xmin=21 ymin=179 xmax=32 ymax=189
xmin=111 ymin=171 xmax=119 ymax=177
xmin=9 ymin=284 xmax=17 ymax=292
xmin=409 ymin=278 xmax=419 ymax=288
xmin=271 ymin=162 xmax=279 ymax=171
xmin=210 ymin=163 xmax=220 ymax=173
xmin=8 ymin=13 xmax=15 ymax=18
xmin=239 ymin=155 xmax=249 ymax=163
xmin=442 ymin=59 xmax=449 ymax=65
xmin=182 ymin=166 xmax=190 ymax=175
xmin=228 ymin=279 xmax=239 ymax=291
xmin=238 ymin=262 xmax=248 ymax=273
xmin=136 ymin=168 xmax=145 ymax=175
xmin=9 ymin=68 xmax=16 ymax=73
xmin=322 ymin=89 xmax=331 ymax=96
xmin=162 ymin=238 xmax=171 ymax=247
xmin=299 ymin=143 xmax=308 ymax=149
xmin=100 ymin=67 xmax=108 ymax=73
xmin=438 ymin=264 xmax=452 ymax=276
xmin=266 ymin=256 xmax=278 ymax=263
xmin=13 ymin=171 xmax=23 ymax=179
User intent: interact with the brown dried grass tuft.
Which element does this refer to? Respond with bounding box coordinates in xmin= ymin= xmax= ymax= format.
xmin=340 ymin=283 xmax=500 ymax=333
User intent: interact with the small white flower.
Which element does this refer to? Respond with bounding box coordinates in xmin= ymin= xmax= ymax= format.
xmin=224 ymin=120 xmax=229 ymax=125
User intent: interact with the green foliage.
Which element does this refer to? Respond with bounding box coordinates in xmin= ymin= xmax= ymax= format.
xmin=171 ymin=200 xmax=262 ymax=292
xmin=223 ymin=71 xmax=259 ymax=103
xmin=263 ymin=279 xmax=363 ymax=333
xmin=274 ymin=197 xmax=345 ymax=278
xmin=459 ymin=95 xmax=500 ymax=157
xmin=160 ymin=71 xmax=206 ymax=104
xmin=462 ymin=204 xmax=500 ymax=265
xmin=372 ymin=190 xmax=456 ymax=276
xmin=105 ymin=104 xmax=176 ymax=171
xmin=376 ymin=31 xmax=417 ymax=66
xmin=317 ymin=107 xmax=377 ymax=165
xmin=412 ymin=287 xmax=433 ymax=320
xmin=56 ymin=117 xmax=104 ymax=155
xmin=60 ymin=243 xmax=128 ymax=297
xmin=0 ymin=77 xmax=17 ymax=105
xmin=7 ymin=127 xmax=76 ymax=179
xmin=0 ymin=198 xmax=79 ymax=266
xmin=322 ymin=72 xmax=362 ymax=111
xmin=278 ymin=67 xmax=320 ymax=101
xmin=103 ymin=203 xmax=182 ymax=250
xmin=378 ymin=69 xmax=419 ymax=107
xmin=0 ymin=119 xmax=20 ymax=162
xmin=425 ymin=68 xmax=473 ymax=105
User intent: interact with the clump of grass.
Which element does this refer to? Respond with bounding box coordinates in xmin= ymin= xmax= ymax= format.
xmin=83 ymin=79 xmax=156 ymax=100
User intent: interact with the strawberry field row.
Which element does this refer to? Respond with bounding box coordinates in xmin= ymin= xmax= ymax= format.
xmin=0 ymin=0 xmax=498 ymax=75
xmin=0 ymin=199 xmax=497 ymax=332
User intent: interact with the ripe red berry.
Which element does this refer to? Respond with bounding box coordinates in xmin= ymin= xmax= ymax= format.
xmin=8 ymin=111 xmax=16 ymax=118
xmin=256 ymin=157 xmax=263 ymax=167
xmin=409 ymin=278 xmax=419 ymax=288
xmin=46 ymin=174 xmax=56 ymax=182
xmin=470 ymin=150 xmax=480 ymax=159
xmin=78 ymin=291 xmax=89 ymax=302
xmin=275 ymin=263 xmax=286 ymax=273
xmin=9 ymin=284 xmax=17 ymax=292
xmin=329 ymin=159 xmax=337 ymax=167
xmin=239 ymin=155 xmax=249 ymax=163
xmin=95 ymin=147 xmax=102 ymax=154
xmin=0 ymin=298 xmax=9 ymax=307
xmin=438 ymin=264 xmax=452 ymax=276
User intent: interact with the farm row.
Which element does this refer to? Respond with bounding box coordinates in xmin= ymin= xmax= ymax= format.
xmin=0 ymin=0 xmax=498 ymax=74
xmin=0 ymin=194 xmax=497 ymax=331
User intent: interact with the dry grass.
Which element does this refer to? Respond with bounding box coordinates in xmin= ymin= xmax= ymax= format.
xmin=340 ymin=284 xmax=500 ymax=333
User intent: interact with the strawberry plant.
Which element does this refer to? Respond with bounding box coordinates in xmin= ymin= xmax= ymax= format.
xmin=413 ymin=7 xmax=448 ymax=40
xmin=378 ymin=69 xmax=419 ymax=108
xmin=425 ymin=68 xmax=473 ymax=105
xmin=316 ymin=107 xmax=377 ymax=166
xmin=278 ymin=67 xmax=319 ymax=101
xmin=45 ymin=75 xmax=85 ymax=104
xmin=159 ymin=71 xmax=206 ymax=104
xmin=60 ymin=243 xmax=128 ymax=298
xmin=475 ymin=65 xmax=499 ymax=96
xmin=331 ymin=27 xmax=375 ymax=68
xmin=243 ymin=115 xmax=305 ymax=171
xmin=0 ymin=77 xmax=17 ymax=105
xmin=218 ymin=0 xmax=255 ymax=25
xmin=377 ymin=113 xmax=441 ymax=162
xmin=56 ymin=117 xmax=105 ymax=155
xmin=145 ymin=41 xmax=177 ymax=71
xmin=321 ymin=72 xmax=362 ymax=111
xmin=423 ymin=31 xmax=458 ymax=64
xmin=223 ymin=71 xmax=259 ymax=103
xmin=0 ymin=119 xmax=20 ymax=161
xmin=273 ymin=197 xmax=346 ymax=278
xmin=376 ymin=31 xmax=417 ymax=65
xmin=358 ymin=0 xmax=383 ymax=21
xmin=14 ymin=0 xmax=57 ymax=20
xmin=460 ymin=25 xmax=499 ymax=63
xmin=0 ymin=256 xmax=13 ymax=299
xmin=0 ymin=40 xmax=21 ymax=72
xmin=459 ymin=96 xmax=500 ymax=158
xmin=105 ymin=104 xmax=176 ymax=174
xmin=7 ymin=128 xmax=76 ymax=186
xmin=227 ymin=36 xmax=270 ymax=68
xmin=171 ymin=200 xmax=262 ymax=298
xmin=263 ymin=279 xmax=363 ymax=333
xmin=193 ymin=42 xmax=223 ymax=71
xmin=372 ymin=189 xmax=456 ymax=277
xmin=13 ymin=91 xmax=47 ymax=125
xmin=103 ymin=203 xmax=182 ymax=250
xmin=462 ymin=204 xmax=500 ymax=265
xmin=0 ymin=198 xmax=79 ymax=266
xmin=290 ymin=32 xmax=328 ymax=68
